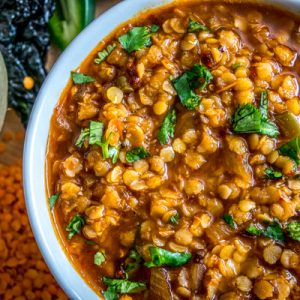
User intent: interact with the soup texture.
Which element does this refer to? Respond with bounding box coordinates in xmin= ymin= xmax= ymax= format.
xmin=47 ymin=1 xmax=300 ymax=299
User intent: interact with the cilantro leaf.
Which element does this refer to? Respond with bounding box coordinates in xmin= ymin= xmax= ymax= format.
xmin=89 ymin=121 xmax=104 ymax=145
xmin=231 ymin=63 xmax=241 ymax=70
xmin=169 ymin=213 xmax=180 ymax=225
xmin=102 ymin=277 xmax=147 ymax=300
xmin=49 ymin=193 xmax=59 ymax=210
xmin=125 ymin=250 xmax=143 ymax=276
xmin=158 ymin=109 xmax=177 ymax=145
xmin=246 ymin=221 xmax=284 ymax=241
xmin=94 ymin=44 xmax=117 ymax=64
xmin=86 ymin=240 xmax=96 ymax=246
xmin=66 ymin=215 xmax=85 ymax=240
xmin=286 ymin=221 xmax=300 ymax=241
xmin=150 ymin=24 xmax=160 ymax=33
xmin=279 ymin=137 xmax=300 ymax=165
xmin=265 ymin=168 xmax=283 ymax=180
xmin=172 ymin=64 xmax=213 ymax=110
xmin=119 ymin=26 xmax=153 ymax=53
xmin=108 ymin=146 xmax=120 ymax=164
xmin=75 ymin=128 xmax=90 ymax=148
xmin=144 ymin=246 xmax=192 ymax=268
xmin=94 ymin=251 xmax=105 ymax=266
xmin=126 ymin=147 xmax=150 ymax=163
xmin=71 ymin=72 xmax=95 ymax=84
xmin=188 ymin=19 xmax=211 ymax=32
xmin=232 ymin=92 xmax=279 ymax=137
xmin=222 ymin=214 xmax=236 ymax=229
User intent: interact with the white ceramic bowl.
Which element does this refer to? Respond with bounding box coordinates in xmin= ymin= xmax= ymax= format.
xmin=23 ymin=0 xmax=300 ymax=299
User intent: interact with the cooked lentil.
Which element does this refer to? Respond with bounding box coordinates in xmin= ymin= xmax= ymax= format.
xmin=47 ymin=1 xmax=300 ymax=299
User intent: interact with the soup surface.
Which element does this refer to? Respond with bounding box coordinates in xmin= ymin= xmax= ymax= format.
xmin=47 ymin=1 xmax=300 ymax=299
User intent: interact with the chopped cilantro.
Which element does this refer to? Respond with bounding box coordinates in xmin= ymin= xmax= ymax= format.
xmin=89 ymin=121 xmax=104 ymax=145
xmin=169 ymin=213 xmax=180 ymax=225
xmin=232 ymin=91 xmax=279 ymax=137
xmin=94 ymin=44 xmax=117 ymax=64
xmin=279 ymin=137 xmax=300 ymax=165
xmin=246 ymin=221 xmax=284 ymax=241
xmin=222 ymin=214 xmax=236 ymax=229
xmin=108 ymin=146 xmax=120 ymax=164
xmin=66 ymin=214 xmax=85 ymax=240
xmin=126 ymin=147 xmax=150 ymax=163
xmin=102 ymin=277 xmax=147 ymax=300
xmin=172 ymin=64 xmax=213 ymax=110
xmin=94 ymin=251 xmax=106 ymax=266
xmin=86 ymin=240 xmax=96 ymax=246
xmin=144 ymin=246 xmax=192 ymax=268
xmin=49 ymin=193 xmax=59 ymax=210
xmin=231 ymin=63 xmax=241 ymax=70
xmin=150 ymin=24 xmax=160 ymax=33
xmin=71 ymin=72 xmax=95 ymax=84
xmin=286 ymin=221 xmax=300 ymax=241
xmin=119 ymin=26 xmax=153 ymax=53
xmin=75 ymin=128 xmax=89 ymax=148
xmin=158 ymin=109 xmax=177 ymax=145
xmin=188 ymin=19 xmax=211 ymax=32
xmin=246 ymin=224 xmax=263 ymax=236
xmin=265 ymin=168 xmax=283 ymax=180
xmin=125 ymin=250 xmax=143 ymax=276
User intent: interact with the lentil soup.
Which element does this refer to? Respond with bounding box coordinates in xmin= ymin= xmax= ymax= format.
xmin=46 ymin=1 xmax=300 ymax=299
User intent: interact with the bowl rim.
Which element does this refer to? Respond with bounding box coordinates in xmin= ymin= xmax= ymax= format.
xmin=23 ymin=0 xmax=300 ymax=299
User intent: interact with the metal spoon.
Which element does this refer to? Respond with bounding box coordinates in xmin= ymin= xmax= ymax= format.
xmin=0 ymin=51 xmax=8 ymax=132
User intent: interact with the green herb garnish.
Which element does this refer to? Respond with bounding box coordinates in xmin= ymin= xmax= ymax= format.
xmin=102 ymin=277 xmax=147 ymax=300
xmin=144 ymin=246 xmax=192 ymax=268
xmin=94 ymin=251 xmax=105 ymax=266
xmin=158 ymin=109 xmax=176 ymax=145
xmin=286 ymin=221 xmax=300 ymax=241
xmin=150 ymin=24 xmax=160 ymax=33
xmin=108 ymin=146 xmax=120 ymax=164
xmin=75 ymin=128 xmax=90 ymax=148
xmin=49 ymin=193 xmax=59 ymax=210
xmin=222 ymin=214 xmax=236 ymax=229
xmin=71 ymin=72 xmax=95 ymax=84
xmin=188 ymin=19 xmax=211 ymax=32
xmin=232 ymin=91 xmax=279 ymax=137
xmin=169 ymin=213 xmax=180 ymax=225
xmin=94 ymin=44 xmax=117 ymax=64
xmin=231 ymin=63 xmax=241 ymax=70
xmin=279 ymin=137 xmax=300 ymax=165
xmin=172 ymin=64 xmax=213 ymax=110
xmin=265 ymin=168 xmax=283 ymax=180
xmin=66 ymin=214 xmax=85 ymax=240
xmin=246 ymin=221 xmax=284 ymax=241
xmin=125 ymin=250 xmax=143 ymax=276
xmin=86 ymin=240 xmax=96 ymax=246
xmin=126 ymin=147 xmax=150 ymax=163
xmin=119 ymin=26 xmax=153 ymax=53
xmin=89 ymin=121 xmax=104 ymax=145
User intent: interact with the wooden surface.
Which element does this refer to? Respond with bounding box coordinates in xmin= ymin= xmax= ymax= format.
xmin=0 ymin=0 xmax=121 ymax=165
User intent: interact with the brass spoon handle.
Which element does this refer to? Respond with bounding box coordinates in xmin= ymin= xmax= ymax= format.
xmin=0 ymin=51 xmax=8 ymax=132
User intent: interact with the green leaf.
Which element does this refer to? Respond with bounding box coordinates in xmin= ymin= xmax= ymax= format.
xmin=222 ymin=214 xmax=236 ymax=229
xmin=102 ymin=277 xmax=147 ymax=300
xmin=188 ymin=19 xmax=211 ymax=32
xmin=125 ymin=250 xmax=143 ymax=276
xmin=265 ymin=168 xmax=283 ymax=180
xmin=246 ymin=224 xmax=263 ymax=236
xmin=89 ymin=121 xmax=104 ymax=145
xmin=71 ymin=72 xmax=95 ymax=84
xmin=279 ymin=137 xmax=300 ymax=165
xmin=94 ymin=44 xmax=117 ymax=64
xmin=231 ymin=63 xmax=241 ymax=70
xmin=172 ymin=64 xmax=213 ymax=110
xmin=49 ymin=193 xmax=59 ymax=210
xmin=246 ymin=221 xmax=284 ymax=241
xmin=119 ymin=26 xmax=152 ymax=53
xmin=66 ymin=214 xmax=85 ymax=240
xmin=232 ymin=92 xmax=279 ymax=137
xmin=286 ymin=221 xmax=300 ymax=241
xmin=86 ymin=240 xmax=96 ymax=246
xmin=94 ymin=251 xmax=105 ymax=266
xmin=158 ymin=109 xmax=177 ymax=145
xmin=144 ymin=246 xmax=192 ymax=268
xmin=108 ymin=146 xmax=120 ymax=164
xmin=169 ymin=213 xmax=180 ymax=225
xmin=75 ymin=128 xmax=90 ymax=148
xmin=126 ymin=147 xmax=150 ymax=163
xmin=150 ymin=24 xmax=160 ymax=33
